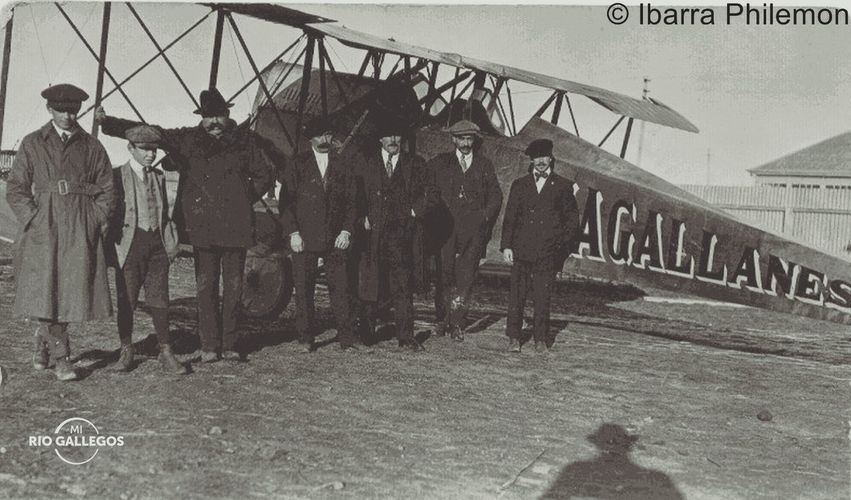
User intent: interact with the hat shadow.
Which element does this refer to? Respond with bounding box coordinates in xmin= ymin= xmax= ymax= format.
xmin=541 ymin=423 xmax=684 ymax=500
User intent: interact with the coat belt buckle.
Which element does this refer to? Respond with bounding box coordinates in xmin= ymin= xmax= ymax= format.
xmin=57 ymin=180 xmax=69 ymax=196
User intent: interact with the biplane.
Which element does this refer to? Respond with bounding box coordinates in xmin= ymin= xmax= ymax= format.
xmin=1 ymin=2 xmax=850 ymax=325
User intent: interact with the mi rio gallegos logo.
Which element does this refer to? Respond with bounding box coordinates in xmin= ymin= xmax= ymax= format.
xmin=28 ymin=418 xmax=124 ymax=465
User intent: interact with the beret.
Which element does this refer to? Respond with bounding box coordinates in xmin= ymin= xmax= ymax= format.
xmin=446 ymin=119 xmax=481 ymax=137
xmin=525 ymin=138 xmax=553 ymax=158
xmin=125 ymin=125 xmax=162 ymax=148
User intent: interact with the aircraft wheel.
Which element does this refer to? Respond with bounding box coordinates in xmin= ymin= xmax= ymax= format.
xmin=241 ymin=251 xmax=293 ymax=319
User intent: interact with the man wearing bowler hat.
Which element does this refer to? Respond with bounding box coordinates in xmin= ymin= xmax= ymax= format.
xmin=501 ymin=138 xmax=579 ymax=353
xmin=6 ymin=84 xmax=115 ymax=381
xmin=96 ymin=88 xmax=274 ymax=363
xmin=278 ymin=117 xmax=358 ymax=352
xmin=109 ymin=125 xmax=186 ymax=374
xmin=426 ymin=120 xmax=503 ymax=341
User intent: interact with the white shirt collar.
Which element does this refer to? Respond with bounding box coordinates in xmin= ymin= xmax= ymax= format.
xmin=52 ymin=122 xmax=76 ymax=141
xmin=128 ymin=158 xmax=149 ymax=180
xmin=455 ymin=149 xmax=473 ymax=166
xmin=533 ymin=167 xmax=552 ymax=192
xmin=312 ymin=148 xmax=329 ymax=175
xmin=381 ymin=149 xmax=399 ymax=169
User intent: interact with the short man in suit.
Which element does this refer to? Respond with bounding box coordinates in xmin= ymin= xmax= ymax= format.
xmin=501 ymin=139 xmax=579 ymax=352
xmin=110 ymin=125 xmax=187 ymax=374
xmin=279 ymin=118 xmax=357 ymax=352
xmin=356 ymin=117 xmax=433 ymax=351
xmin=427 ymin=120 xmax=503 ymax=341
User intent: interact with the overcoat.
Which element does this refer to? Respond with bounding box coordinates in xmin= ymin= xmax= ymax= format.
xmin=108 ymin=162 xmax=179 ymax=268
xmin=101 ymin=117 xmax=274 ymax=248
xmin=354 ymin=149 xmax=433 ymax=301
xmin=5 ymin=122 xmax=115 ymax=321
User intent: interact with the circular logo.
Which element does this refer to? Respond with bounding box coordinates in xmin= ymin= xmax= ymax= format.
xmin=608 ymin=3 xmax=629 ymax=24
xmin=53 ymin=417 xmax=100 ymax=465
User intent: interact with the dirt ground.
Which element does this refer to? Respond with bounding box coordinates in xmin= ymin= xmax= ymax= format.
xmin=0 ymin=244 xmax=849 ymax=499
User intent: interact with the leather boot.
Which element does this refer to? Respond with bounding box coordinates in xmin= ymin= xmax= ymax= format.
xmin=32 ymin=326 xmax=50 ymax=370
xmin=158 ymin=345 xmax=188 ymax=375
xmin=508 ymin=338 xmax=521 ymax=353
xmin=113 ymin=344 xmax=134 ymax=372
xmin=54 ymin=357 xmax=78 ymax=381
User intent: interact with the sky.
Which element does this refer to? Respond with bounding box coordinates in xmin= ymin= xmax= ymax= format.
xmin=0 ymin=1 xmax=849 ymax=185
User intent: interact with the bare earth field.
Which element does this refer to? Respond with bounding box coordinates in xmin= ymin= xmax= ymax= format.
xmin=0 ymin=245 xmax=849 ymax=499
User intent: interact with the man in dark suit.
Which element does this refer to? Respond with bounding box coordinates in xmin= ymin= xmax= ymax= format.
xmin=109 ymin=125 xmax=186 ymax=374
xmin=96 ymin=88 xmax=275 ymax=363
xmin=279 ymin=118 xmax=357 ymax=352
xmin=501 ymin=139 xmax=579 ymax=353
xmin=356 ymin=117 xmax=432 ymax=351
xmin=427 ymin=120 xmax=503 ymax=341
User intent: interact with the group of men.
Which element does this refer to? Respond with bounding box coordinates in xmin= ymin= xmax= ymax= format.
xmin=6 ymin=82 xmax=580 ymax=382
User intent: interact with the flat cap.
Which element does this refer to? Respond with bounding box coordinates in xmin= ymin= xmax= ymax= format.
xmin=125 ymin=125 xmax=162 ymax=149
xmin=41 ymin=84 xmax=89 ymax=111
xmin=525 ymin=138 xmax=553 ymax=158
xmin=303 ymin=117 xmax=336 ymax=138
xmin=446 ymin=119 xmax=481 ymax=137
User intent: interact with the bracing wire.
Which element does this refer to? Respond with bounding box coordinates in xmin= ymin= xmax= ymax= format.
xmin=224 ymin=20 xmax=251 ymax=110
xmin=28 ymin=4 xmax=51 ymax=84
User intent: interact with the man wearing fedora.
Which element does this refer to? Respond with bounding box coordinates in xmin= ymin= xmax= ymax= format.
xmin=96 ymin=88 xmax=275 ymax=363
xmin=6 ymin=84 xmax=115 ymax=381
xmin=108 ymin=125 xmax=186 ymax=374
xmin=426 ymin=120 xmax=503 ymax=341
xmin=278 ymin=117 xmax=358 ymax=352
xmin=501 ymin=139 xmax=579 ymax=353
xmin=354 ymin=115 xmax=433 ymax=351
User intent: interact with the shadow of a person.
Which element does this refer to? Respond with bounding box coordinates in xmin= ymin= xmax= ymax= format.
xmin=542 ymin=423 xmax=683 ymax=500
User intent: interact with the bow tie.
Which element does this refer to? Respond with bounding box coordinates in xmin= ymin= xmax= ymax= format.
xmin=534 ymin=171 xmax=549 ymax=181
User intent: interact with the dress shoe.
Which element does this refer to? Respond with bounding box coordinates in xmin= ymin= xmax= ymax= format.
xmin=158 ymin=345 xmax=188 ymax=374
xmin=221 ymin=350 xmax=241 ymax=362
xmin=340 ymin=344 xmax=360 ymax=352
xmin=433 ymin=323 xmax=447 ymax=337
xmin=399 ymin=340 xmax=424 ymax=352
xmin=449 ymin=326 xmax=464 ymax=342
xmin=54 ymin=358 xmax=78 ymax=381
xmin=113 ymin=344 xmax=134 ymax=372
xmin=534 ymin=342 xmax=551 ymax=353
xmin=508 ymin=338 xmax=521 ymax=353
xmin=201 ymin=350 xmax=219 ymax=363
xmin=32 ymin=333 xmax=50 ymax=370
xmin=298 ymin=342 xmax=314 ymax=354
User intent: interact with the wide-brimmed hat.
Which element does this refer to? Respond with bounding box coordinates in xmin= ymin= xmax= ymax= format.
xmin=586 ymin=424 xmax=638 ymax=451
xmin=193 ymin=88 xmax=233 ymax=117
xmin=303 ymin=117 xmax=336 ymax=139
xmin=374 ymin=114 xmax=407 ymax=138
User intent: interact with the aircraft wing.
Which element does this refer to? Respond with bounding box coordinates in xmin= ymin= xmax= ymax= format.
xmin=307 ymin=22 xmax=699 ymax=133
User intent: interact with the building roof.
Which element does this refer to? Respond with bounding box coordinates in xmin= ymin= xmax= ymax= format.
xmin=749 ymin=131 xmax=851 ymax=178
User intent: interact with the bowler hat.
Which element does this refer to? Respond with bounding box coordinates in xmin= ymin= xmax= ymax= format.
xmin=41 ymin=84 xmax=89 ymax=112
xmin=446 ymin=119 xmax=481 ymax=137
xmin=525 ymin=138 xmax=553 ymax=159
xmin=126 ymin=125 xmax=162 ymax=149
xmin=303 ymin=117 xmax=336 ymax=139
xmin=193 ymin=88 xmax=233 ymax=117
xmin=374 ymin=114 xmax=407 ymax=138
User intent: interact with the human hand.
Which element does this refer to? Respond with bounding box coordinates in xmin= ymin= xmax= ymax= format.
xmin=364 ymin=216 xmax=371 ymax=231
xmin=290 ymin=232 xmax=304 ymax=253
xmin=335 ymin=231 xmax=351 ymax=250
xmin=503 ymin=248 xmax=514 ymax=263
xmin=94 ymin=106 xmax=106 ymax=124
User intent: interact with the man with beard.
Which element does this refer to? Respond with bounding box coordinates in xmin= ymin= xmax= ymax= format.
xmin=6 ymin=84 xmax=115 ymax=381
xmin=356 ymin=117 xmax=432 ymax=351
xmin=427 ymin=120 xmax=503 ymax=341
xmin=96 ymin=88 xmax=274 ymax=363
xmin=501 ymin=139 xmax=579 ymax=352
xmin=109 ymin=125 xmax=186 ymax=373
xmin=279 ymin=118 xmax=357 ymax=352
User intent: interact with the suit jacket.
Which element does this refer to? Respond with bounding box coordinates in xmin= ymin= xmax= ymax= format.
xmin=277 ymin=149 xmax=357 ymax=253
xmin=426 ymin=150 xmax=503 ymax=256
xmin=354 ymin=149 xmax=433 ymax=301
xmin=500 ymin=171 xmax=579 ymax=265
xmin=101 ymin=116 xmax=275 ymax=248
xmin=109 ymin=162 xmax=179 ymax=268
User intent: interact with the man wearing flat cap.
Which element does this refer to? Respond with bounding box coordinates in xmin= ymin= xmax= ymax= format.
xmin=96 ymin=87 xmax=275 ymax=363
xmin=426 ymin=120 xmax=503 ymax=341
xmin=108 ymin=125 xmax=186 ymax=374
xmin=278 ymin=117 xmax=357 ymax=352
xmin=354 ymin=115 xmax=434 ymax=351
xmin=501 ymin=138 xmax=579 ymax=353
xmin=6 ymin=84 xmax=115 ymax=381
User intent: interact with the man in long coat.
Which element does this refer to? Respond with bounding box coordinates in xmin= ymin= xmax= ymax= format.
xmin=355 ymin=117 xmax=433 ymax=350
xmin=6 ymin=84 xmax=115 ymax=381
xmin=279 ymin=118 xmax=358 ymax=352
xmin=96 ymin=88 xmax=274 ymax=362
xmin=427 ymin=120 xmax=503 ymax=341
xmin=501 ymin=139 xmax=579 ymax=352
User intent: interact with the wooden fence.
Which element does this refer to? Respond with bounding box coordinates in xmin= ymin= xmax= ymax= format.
xmin=680 ymin=184 xmax=851 ymax=260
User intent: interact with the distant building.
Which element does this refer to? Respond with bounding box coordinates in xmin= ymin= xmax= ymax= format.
xmin=748 ymin=131 xmax=851 ymax=190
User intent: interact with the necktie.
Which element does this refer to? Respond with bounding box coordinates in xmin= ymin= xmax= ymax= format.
xmin=385 ymin=156 xmax=394 ymax=178
xmin=535 ymin=171 xmax=549 ymax=182
xmin=60 ymin=132 xmax=69 ymax=143
xmin=459 ymin=155 xmax=468 ymax=173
